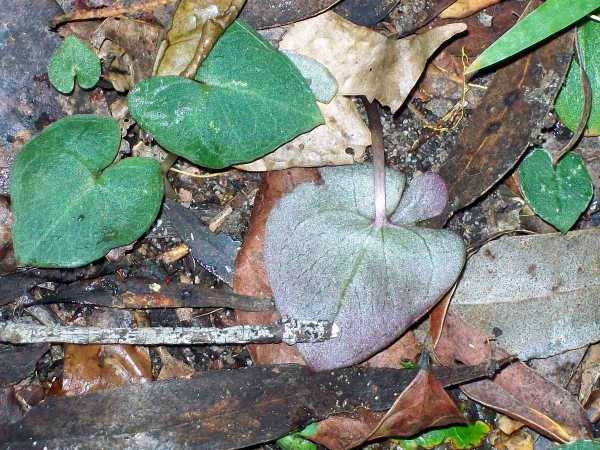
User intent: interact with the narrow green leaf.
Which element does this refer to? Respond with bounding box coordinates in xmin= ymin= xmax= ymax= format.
xmin=48 ymin=35 xmax=101 ymax=94
xmin=10 ymin=115 xmax=164 ymax=268
xmin=129 ymin=20 xmax=323 ymax=169
xmin=518 ymin=148 xmax=593 ymax=233
xmin=466 ymin=0 xmax=600 ymax=75
xmin=555 ymin=19 xmax=600 ymax=136
xmin=394 ymin=421 xmax=490 ymax=450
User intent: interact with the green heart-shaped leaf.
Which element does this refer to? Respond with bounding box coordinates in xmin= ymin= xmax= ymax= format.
xmin=555 ymin=19 xmax=600 ymax=136
xmin=519 ymin=148 xmax=593 ymax=233
xmin=11 ymin=115 xmax=164 ymax=268
xmin=48 ymin=36 xmax=101 ymax=94
xmin=128 ymin=20 xmax=323 ymax=169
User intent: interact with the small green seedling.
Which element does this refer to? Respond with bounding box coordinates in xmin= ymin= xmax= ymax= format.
xmin=48 ymin=35 xmax=101 ymax=94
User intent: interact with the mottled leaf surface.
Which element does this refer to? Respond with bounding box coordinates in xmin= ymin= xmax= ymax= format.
xmin=519 ymin=148 xmax=592 ymax=233
xmin=48 ymin=36 xmax=100 ymax=94
xmin=451 ymin=230 xmax=600 ymax=360
xmin=264 ymin=165 xmax=465 ymax=370
xmin=555 ymin=19 xmax=600 ymax=136
xmin=11 ymin=115 xmax=163 ymax=268
xmin=129 ymin=21 xmax=323 ymax=169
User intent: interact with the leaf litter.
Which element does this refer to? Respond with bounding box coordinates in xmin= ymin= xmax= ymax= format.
xmin=2 ymin=0 xmax=600 ymax=449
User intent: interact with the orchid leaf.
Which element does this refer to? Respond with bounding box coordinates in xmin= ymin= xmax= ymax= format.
xmin=519 ymin=148 xmax=593 ymax=233
xmin=10 ymin=115 xmax=163 ymax=268
xmin=48 ymin=35 xmax=101 ymax=94
xmin=129 ymin=20 xmax=323 ymax=169
xmin=264 ymin=165 xmax=465 ymax=370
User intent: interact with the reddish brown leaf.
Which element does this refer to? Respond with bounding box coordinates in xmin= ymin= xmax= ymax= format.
xmin=307 ymin=367 xmax=465 ymax=449
xmin=435 ymin=7 xmax=573 ymax=225
xmin=363 ymin=330 xmax=421 ymax=368
xmin=60 ymin=344 xmax=152 ymax=396
xmin=233 ymin=168 xmax=320 ymax=365
xmin=431 ymin=304 xmax=593 ymax=442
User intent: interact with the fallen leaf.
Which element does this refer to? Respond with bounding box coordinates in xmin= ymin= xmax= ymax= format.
xmin=302 ymin=365 xmax=466 ymax=449
xmin=490 ymin=429 xmax=534 ymax=450
xmin=90 ymin=17 xmax=163 ymax=91
xmin=129 ymin=21 xmax=323 ymax=169
xmin=0 ymin=344 xmax=49 ymax=388
xmin=555 ymin=19 xmax=600 ymax=136
xmin=579 ymin=343 xmax=600 ymax=406
xmin=233 ymin=168 xmax=319 ymax=365
xmin=240 ymin=0 xmax=340 ymax=28
xmin=431 ymin=305 xmax=593 ymax=441
xmin=48 ymin=36 xmax=101 ymax=94
xmin=387 ymin=0 xmax=458 ymax=37
xmin=332 ymin=0 xmax=400 ymax=26
xmin=518 ymin=149 xmax=593 ymax=232
xmin=450 ymin=230 xmax=600 ymax=360
xmin=395 ymin=420 xmax=491 ymax=450
xmin=363 ymin=330 xmax=421 ymax=368
xmin=0 ymin=197 xmax=12 ymax=260
xmin=156 ymin=347 xmax=195 ymax=380
xmin=440 ymin=0 xmax=502 ymax=19
xmin=264 ymin=165 xmax=465 ymax=370
xmin=235 ymin=96 xmax=370 ymax=171
xmin=61 ymin=344 xmax=152 ymax=396
xmin=436 ymin=22 xmax=573 ymax=225
xmin=11 ymin=115 xmax=163 ymax=268
xmin=496 ymin=415 xmax=525 ymax=436
xmin=279 ymin=12 xmax=466 ymax=112
xmin=155 ymin=0 xmax=245 ymax=78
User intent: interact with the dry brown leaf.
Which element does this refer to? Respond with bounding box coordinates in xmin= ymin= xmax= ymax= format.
xmin=430 ymin=302 xmax=593 ymax=442
xmin=307 ymin=367 xmax=465 ymax=450
xmin=235 ymin=96 xmax=370 ymax=171
xmin=440 ymin=0 xmax=503 ymax=19
xmin=490 ymin=429 xmax=534 ymax=450
xmin=233 ymin=168 xmax=320 ymax=365
xmin=91 ymin=17 xmax=162 ymax=91
xmin=61 ymin=344 xmax=152 ymax=396
xmin=279 ymin=12 xmax=466 ymax=112
xmin=156 ymin=347 xmax=195 ymax=380
xmin=363 ymin=330 xmax=421 ymax=368
xmin=580 ymin=343 xmax=600 ymax=405
xmin=497 ymin=415 xmax=525 ymax=435
xmin=156 ymin=0 xmax=246 ymax=78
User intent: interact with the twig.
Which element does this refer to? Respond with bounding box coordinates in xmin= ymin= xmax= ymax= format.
xmin=364 ymin=98 xmax=387 ymax=228
xmin=0 ymin=318 xmax=336 ymax=346
xmin=169 ymin=167 xmax=230 ymax=179
xmin=19 ymin=275 xmax=274 ymax=312
xmin=553 ymin=33 xmax=592 ymax=165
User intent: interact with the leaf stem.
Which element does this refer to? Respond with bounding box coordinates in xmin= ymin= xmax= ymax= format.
xmin=364 ymin=99 xmax=387 ymax=228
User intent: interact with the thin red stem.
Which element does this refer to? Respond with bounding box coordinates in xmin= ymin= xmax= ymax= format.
xmin=364 ymin=99 xmax=387 ymax=229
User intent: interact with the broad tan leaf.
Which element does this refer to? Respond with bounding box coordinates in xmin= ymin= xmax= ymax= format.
xmin=280 ymin=12 xmax=466 ymax=112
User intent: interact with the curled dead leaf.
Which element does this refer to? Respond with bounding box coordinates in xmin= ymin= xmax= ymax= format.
xmin=156 ymin=0 xmax=246 ymax=78
xmin=440 ymin=0 xmax=503 ymax=19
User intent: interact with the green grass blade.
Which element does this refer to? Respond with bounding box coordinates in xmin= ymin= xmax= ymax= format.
xmin=466 ymin=0 xmax=600 ymax=75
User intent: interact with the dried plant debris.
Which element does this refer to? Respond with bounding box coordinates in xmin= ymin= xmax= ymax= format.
xmin=155 ymin=0 xmax=246 ymax=78
xmin=264 ymin=164 xmax=465 ymax=370
xmin=450 ymin=230 xmax=600 ymax=360
xmin=280 ymin=12 xmax=466 ymax=112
